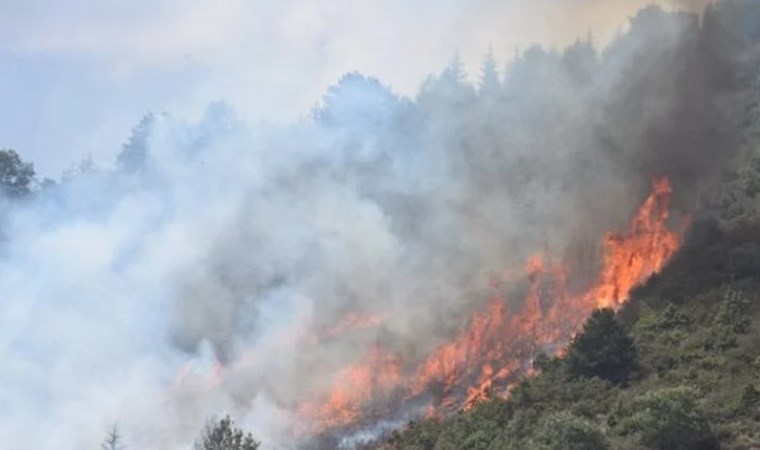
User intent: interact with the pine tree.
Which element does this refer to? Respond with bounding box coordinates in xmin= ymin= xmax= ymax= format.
xmin=194 ymin=416 xmax=260 ymax=450
xmin=479 ymin=48 xmax=501 ymax=96
xmin=101 ymin=425 xmax=124 ymax=450
xmin=565 ymin=308 xmax=637 ymax=385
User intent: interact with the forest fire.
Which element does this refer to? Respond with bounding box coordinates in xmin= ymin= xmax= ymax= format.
xmin=296 ymin=177 xmax=683 ymax=436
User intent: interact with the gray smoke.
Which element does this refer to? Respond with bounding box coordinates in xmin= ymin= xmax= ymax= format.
xmin=1 ymin=2 xmax=757 ymax=449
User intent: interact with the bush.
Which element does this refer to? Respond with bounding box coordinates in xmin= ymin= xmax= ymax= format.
xmin=194 ymin=416 xmax=260 ymax=450
xmin=0 ymin=149 xmax=35 ymax=198
xmin=617 ymin=386 xmax=717 ymax=450
xmin=528 ymin=412 xmax=610 ymax=450
xmin=565 ymin=309 xmax=637 ymax=385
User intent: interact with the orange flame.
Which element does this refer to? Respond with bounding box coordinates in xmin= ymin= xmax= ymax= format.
xmin=297 ymin=347 xmax=402 ymax=429
xmin=585 ymin=177 xmax=679 ymax=309
xmin=295 ymin=178 xmax=683 ymax=434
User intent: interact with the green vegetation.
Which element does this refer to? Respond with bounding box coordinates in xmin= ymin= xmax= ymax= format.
xmin=529 ymin=412 xmax=609 ymax=450
xmin=194 ymin=416 xmax=260 ymax=450
xmin=379 ymin=136 xmax=760 ymax=450
xmin=565 ymin=308 xmax=637 ymax=386
xmin=377 ymin=2 xmax=760 ymax=446
xmin=615 ymin=387 xmax=716 ymax=450
xmin=0 ymin=149 xmax=35 ymax=198
xmin=380 ymin=220 xmax=760 ymax=449
xmin=6 ymin=0 xmax=760 ymax=448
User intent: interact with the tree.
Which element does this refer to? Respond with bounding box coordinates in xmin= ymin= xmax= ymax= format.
xmin=618 ymin=387 xmax=717 ymax=450
xmin=478 ymin=49 xmax=501 ymax=97
xmin=418 ymin=53 xmax=476 ymax=111
xmin=101 ymin=425 xmax=125 ymax=450
xmin=0 ymin=149 xmax=36 ymax=198
xmin=529 ymin=412 xmax=610 ymax=450
xmin=441 ymin=53 xmax=467 ymax=86
xmin=565 ymin=308 xmax=637 ymax=385
xmin=117 ymin=114 xmax=155 ymax=173
xmin=561 ymin=39 xmax=597 ymax=84
xmin=194 ymin=416 xmax=260 ymax=450
xmin=740 ymin=383 xmax=760 ymax=410
xmin=315 ymin=72 xmax=401 ymax=130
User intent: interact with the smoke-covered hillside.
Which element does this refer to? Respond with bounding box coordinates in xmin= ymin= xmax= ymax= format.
xmin=1 ymin=1 xmax=759 ymax=449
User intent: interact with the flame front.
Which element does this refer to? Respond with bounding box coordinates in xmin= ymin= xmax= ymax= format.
xmin=297 ymin=178 xmax=682 ymax=434
xmin=297 ymin=347 xmax=402 ymax=429
xmin=586 ymin=177 xmax=679 ymax=309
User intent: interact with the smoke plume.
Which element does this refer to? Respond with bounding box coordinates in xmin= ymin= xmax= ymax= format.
xmin=1 ymin=1 xmax=758 ymax=449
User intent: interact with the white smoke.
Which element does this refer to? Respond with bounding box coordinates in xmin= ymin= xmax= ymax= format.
xmin=0 ymin=2 xmax=745 ymax=449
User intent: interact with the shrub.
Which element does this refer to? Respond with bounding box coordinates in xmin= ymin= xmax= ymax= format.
xmin=528 ymin=412 xmax=609 ymax=450
xmin=194 ymin=416 xmax=260 ymax=450
xmin=565 ymin=309 xmax=637 ymax=385
xmin=617 ymin=386 xmax=717 ymax=450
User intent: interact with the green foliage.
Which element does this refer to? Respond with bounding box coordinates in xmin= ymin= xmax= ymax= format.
xmin=385 ymin=280 xmax=760 ymax=448
xmin=714 ymin=286 xmax=751 ymax=334
xmin=532 ymin=352 xmax=562 ymax=373
xmin=194 ymin=416 xmax=260 ymax=450
xmin=367 ymin=2 xmax=760 ymax=448
xmin=0 ymin=149 xmax=35 ymax=198
xmin=391 ymin=419 xmax=443 ymax=450
xmin=383 ymin=173 xmax=760 ymax=449
xmin=529 ymin=412 xmax=609 ymax=450
xmin=739 ymin=383 xmax=760 ymax=410
xmin=565 ymin=308 xmax=637 ymax=385
xmin=616 ymin=387 xmax=717 ymax=450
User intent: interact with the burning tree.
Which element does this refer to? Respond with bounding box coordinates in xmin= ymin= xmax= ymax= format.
xmin=292 ymin=177 xmax=682 ymax=435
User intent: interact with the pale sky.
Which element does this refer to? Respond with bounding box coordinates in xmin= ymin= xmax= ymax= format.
xmin=0 ymin=0 xmax=691 ymax=176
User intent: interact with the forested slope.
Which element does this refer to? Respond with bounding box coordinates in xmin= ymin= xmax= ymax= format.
xmin=3 ymin=1 xmax=760 ymax=449
xmin=377 ymin=2 xmax=760 ymax=449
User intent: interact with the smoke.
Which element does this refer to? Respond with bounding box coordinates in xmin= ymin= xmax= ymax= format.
xmin=0 ymin=0 xmax=715 ymax=177
xmin=0 ymin=1 xmax=756 ymax=449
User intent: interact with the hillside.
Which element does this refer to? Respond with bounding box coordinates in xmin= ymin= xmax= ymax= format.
xmin=376 ymin=146 xmax=760 ymax=450
xmin=374 ymin=7 xmax=760 ymax=449
xmin=4 ymin=1 xmax=760 ymax=449
xmin=376 ymin=168 xmax=760 ymax=450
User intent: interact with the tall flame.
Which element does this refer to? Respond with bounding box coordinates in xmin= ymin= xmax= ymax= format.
xmin=585 ymin=177 xmax=679 ymax=309
xmin=209 ymin=178 xmax=683 ymax=437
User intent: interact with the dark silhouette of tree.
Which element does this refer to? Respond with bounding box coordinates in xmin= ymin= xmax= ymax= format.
xmin=316 ymin=72 xmax=401 ymax=130
xmin=194 ymin=416 xmax=260 ymax=450
xmin=418 ymin=54 xmax=476 ymax=112
xmin=117 ymin=114 xmax=155 ymax=173
xmin=0 ymin=149 xmax=35 ymax=198
xmin=101 ymin=425 xmax=125 ymax=450
xmin=565 ymin=308 xmax=637 ymax=385
xmin=562 ymin=38 xmax=597 ymax=84
xmin=478 ymin=48 xmax=501 ymax=97
xmin=440 ymin=53 xmax=467 ymax=86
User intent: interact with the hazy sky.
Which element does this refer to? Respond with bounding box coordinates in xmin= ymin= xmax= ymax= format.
xmin=0 ymin=0 xmax=690 ymax=176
